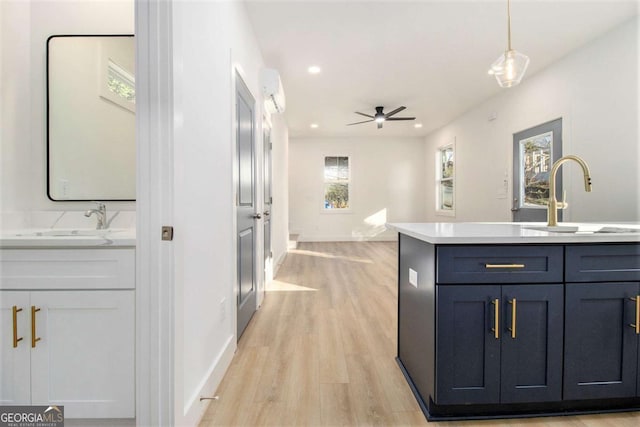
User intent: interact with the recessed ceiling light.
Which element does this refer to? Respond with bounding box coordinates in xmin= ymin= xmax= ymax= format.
xmin=308 ymin=66 xmax=321 ymax=74
xmin=310 ymin=123 xmax=319 ymax=129
xmin=414 ymin=123 xmax=423 ymax=129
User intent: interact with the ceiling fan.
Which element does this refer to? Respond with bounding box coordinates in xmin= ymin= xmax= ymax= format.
xmin=347 ymin=106 xmax=415 ymax=129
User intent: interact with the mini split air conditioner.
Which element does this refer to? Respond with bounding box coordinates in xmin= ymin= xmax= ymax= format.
xmin=261 ymin=68 xmax=286 ymax=114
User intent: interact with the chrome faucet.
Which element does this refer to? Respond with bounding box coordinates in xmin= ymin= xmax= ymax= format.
xmin=85 ymin=202 xmax=107 ymax=230
xmin=547 ymin=155 xmax=592 ymax=227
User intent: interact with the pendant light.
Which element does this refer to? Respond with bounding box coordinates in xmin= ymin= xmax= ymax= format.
xmin=488 ymin=0 xmax=530 ymax=88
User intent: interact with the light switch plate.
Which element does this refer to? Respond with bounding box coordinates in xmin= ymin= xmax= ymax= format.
xmin=409 ymin=268 xmax=418 ymax=288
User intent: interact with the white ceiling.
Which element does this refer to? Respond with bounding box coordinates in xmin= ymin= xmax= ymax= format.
xmin=245 ymin=0 xmax=638 ymax=138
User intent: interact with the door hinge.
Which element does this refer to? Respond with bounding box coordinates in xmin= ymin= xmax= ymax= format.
xmin=161 ymin=226 xmax=174 ymax=241
xmin=269 ymin=142 xmax=273 ymax=150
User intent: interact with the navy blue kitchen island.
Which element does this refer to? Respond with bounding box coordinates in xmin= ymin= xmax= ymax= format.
xmin=391 ymin=222 xmax=640 ymax=420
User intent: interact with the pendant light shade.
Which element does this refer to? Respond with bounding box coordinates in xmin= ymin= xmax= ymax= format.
xmin=489 ymin=0 xmax=529 ymax=88
xmin=488 ymin=49 xmax=530 ymax=88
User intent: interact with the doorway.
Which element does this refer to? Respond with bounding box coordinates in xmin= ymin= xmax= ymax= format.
xmin=512 ymin=118 xmax=563 ymax=222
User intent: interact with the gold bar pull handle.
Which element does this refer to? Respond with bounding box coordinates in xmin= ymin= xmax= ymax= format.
xmin=508 ymin=298 xmax=517 ymax=339
xmin=485 ymin=263 xmax=525 ymax=269
xmin=630 ymin=296 xmax=640 ymax=335
xmin=491 ymin=298 xmax=500 ymax=339
xmin=12 ymin=306 xmax=23 ymax=348
xmin=31 ymin=306 xmax=41 ymax=348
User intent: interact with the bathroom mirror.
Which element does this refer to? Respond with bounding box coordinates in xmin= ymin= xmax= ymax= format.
xmin=47 ymin=35 xmax=135 ymax=201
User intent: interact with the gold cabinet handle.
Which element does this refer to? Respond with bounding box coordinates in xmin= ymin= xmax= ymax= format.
xmin=508 ymin=298 xmax=517 ymax=339
xmin=12 ymin=306 xmax=23 ymax=348
xmin=485 ymin=263 xmax=525 ymax=269
xmin=31 ymin=306 xmax=41 ymax=348
xmin=491 ymin=298 xmax=500 ymax=339
xmin=630 ymin=296 xmax=640 ymax=335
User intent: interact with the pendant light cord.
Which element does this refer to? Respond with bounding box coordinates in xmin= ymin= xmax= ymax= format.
xmin=507 ymin=0 xmax=512 ymax=51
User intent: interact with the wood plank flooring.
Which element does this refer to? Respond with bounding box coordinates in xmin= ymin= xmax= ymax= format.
xmin=200 ymin=241 xmax=640 ymax=427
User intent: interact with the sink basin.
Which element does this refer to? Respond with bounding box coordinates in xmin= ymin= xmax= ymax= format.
xmin=13 ymin=228 xmax=126 ymax=237
xmin=525 ymin=225 xmax=640 ymax=234
xmin=594 ymin=227 xmax=640 ymax=233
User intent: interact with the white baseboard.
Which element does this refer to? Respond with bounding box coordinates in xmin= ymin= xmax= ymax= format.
xmin=273 ymin=250 xmax=287 ymax=277
xmin=183 ymin=335 xmax=236 ymax=426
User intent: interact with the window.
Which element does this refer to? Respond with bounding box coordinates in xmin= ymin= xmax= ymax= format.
xmin=436 ymin=144 xmax=455 ymax=215
xmin=107 ymin=59 xmax=135 ymax=103
xmin=99 ymin=53 xmax=135 ymax=113
xmin=323 ymin=156 xmax=349 ymax=210
xmin=519 ymin=131 xmax=552 ymax=208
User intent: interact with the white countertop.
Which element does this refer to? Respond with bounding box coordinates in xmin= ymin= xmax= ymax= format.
xmin=0 ymin=228 xmax=136 ymax=248
xmin=387 ymin=222 xmax=640 ymax=244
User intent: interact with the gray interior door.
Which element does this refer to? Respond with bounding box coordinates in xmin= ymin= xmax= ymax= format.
xmin=512 ymin=118 xmax=562 ymax=222
xmin=263 ymin=126 xmax=272 ymax=280
xmin=236 ymin=73 xmax=257 ymax=339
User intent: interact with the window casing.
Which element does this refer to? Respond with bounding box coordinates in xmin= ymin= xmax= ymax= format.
xmin=323 ymin=156 xmax=350 ymax=210
xmin=436 ymin=144 xmax=455 ymax=216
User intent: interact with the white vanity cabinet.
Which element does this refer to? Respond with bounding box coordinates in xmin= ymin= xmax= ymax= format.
xmin=0 ymin=247 xmax=135 ymax=419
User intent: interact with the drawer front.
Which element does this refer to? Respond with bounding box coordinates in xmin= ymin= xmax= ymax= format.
xmin=0 ymin=248 xmax=135 ymax=290
xmin=565 ymin=244 xmax=640 ymax=282
xmin=437 ymin=245 xmax=563 ymax=284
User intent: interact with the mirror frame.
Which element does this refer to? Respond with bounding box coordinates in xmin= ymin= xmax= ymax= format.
xmin=46 ymin=34 xmax=136 ymax=202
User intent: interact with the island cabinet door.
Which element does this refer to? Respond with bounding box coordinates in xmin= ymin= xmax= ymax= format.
xmin=436 ymin=285 xmax=501 ymax=405
xmin=500 ymin=285 xmax=564 ymax=403
xmin=564 ymin=283 xmax=639 ymax=400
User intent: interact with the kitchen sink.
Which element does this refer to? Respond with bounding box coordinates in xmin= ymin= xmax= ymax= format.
xmin=525 ymin=225 xmax=640 ymax=234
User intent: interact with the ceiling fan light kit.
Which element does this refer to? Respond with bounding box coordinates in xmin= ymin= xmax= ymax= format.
xmin=489 ymin=0 xmax=530 ymax=88
xmin=347 ymin=106 xmax=416 ymax=129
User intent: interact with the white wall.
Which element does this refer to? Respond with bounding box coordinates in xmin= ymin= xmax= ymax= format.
xmin=271 ymin=114 xmax=290 ymax=272
xmin=0 ymin=0 xmax=135 ymax=227
xmin=289 ymin=137 xmax=426 ymax=241
xmin=1 ymin=0 xmax=31 ymax=219
xmin=170 ymin=1 xmax=287 ymax=425
xmin=424 ymin=17 xmax=639 ymax=223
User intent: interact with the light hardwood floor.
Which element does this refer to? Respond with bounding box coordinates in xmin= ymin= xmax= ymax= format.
xmin=200 ymin=241 xmax=640 ymax=427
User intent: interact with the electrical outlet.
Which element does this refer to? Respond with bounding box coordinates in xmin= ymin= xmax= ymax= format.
xmin=220 ymin=298 xmax=226 ymax=323
xmin=58 ymin=179 xmax=70 ymax=198
xmin=409 ymin=268 xmax=418 ymax=288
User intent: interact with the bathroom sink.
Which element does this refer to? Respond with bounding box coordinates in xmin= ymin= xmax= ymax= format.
xmin=525 ymin=225 xmax=640 ymax=234
xmin=14 ymin=228 xmax=126 ymax=237
xmin=1 ymin=228 xmax=135 ymax=248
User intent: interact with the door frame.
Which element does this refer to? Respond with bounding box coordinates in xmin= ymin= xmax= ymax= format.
xmin=512 ymin=118 xmax=563 ymax=222
xmin=262 ymin=116 xmax=273 ymax=292
xmin=135 ymin=0 xmax=175 ymax=424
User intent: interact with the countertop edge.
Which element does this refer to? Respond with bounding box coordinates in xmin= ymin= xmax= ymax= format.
xmin=388 ymin=222 xmax=640 ymax=245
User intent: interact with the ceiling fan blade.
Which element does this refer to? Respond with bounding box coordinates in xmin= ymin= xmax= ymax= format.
xmin=347 ymin=119 xmax=374 ymax=126
xmin=355 ymin=111 xmax=374 ymax=119
xmin=377 ymin=122 xmax=383 ymax=129
xmin=387 ymin=117 xmax=416 ymax=121
xmin=385 ymin=106 xmax=406 ymax=118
